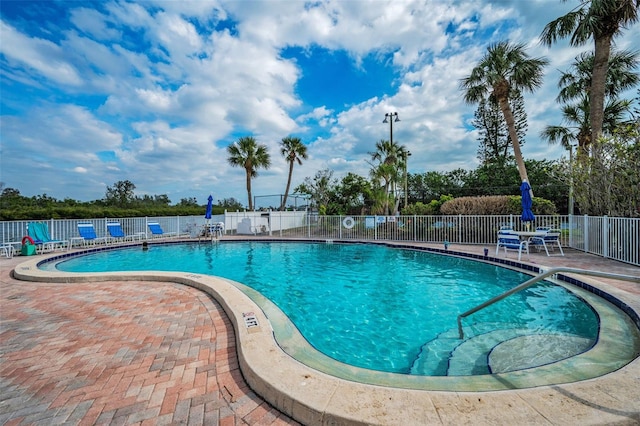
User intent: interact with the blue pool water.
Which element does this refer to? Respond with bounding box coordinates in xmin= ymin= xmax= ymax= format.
xmin=51 ymin=241 xmax=598 ymax=375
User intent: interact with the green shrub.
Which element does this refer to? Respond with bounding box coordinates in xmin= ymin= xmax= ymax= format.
xmin=402 ymin=195 xmax=453 ymax=215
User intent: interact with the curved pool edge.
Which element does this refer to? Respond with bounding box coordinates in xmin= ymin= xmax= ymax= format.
xmin=11 ymin=243 xmax=640 ymax=426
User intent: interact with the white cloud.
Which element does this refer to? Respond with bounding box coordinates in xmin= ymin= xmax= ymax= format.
xmin=0 ymin=21 xmax=83 ymax=86
xmin=69 ymin=7 xmax=121 ymax=41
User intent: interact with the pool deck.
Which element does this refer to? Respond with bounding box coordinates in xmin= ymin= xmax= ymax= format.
xmin=1 ymin=239 xmax=639 ymax=425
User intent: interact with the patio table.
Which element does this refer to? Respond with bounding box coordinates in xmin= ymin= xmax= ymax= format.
xmin=509 ymin=231 xmax=548 ymax=238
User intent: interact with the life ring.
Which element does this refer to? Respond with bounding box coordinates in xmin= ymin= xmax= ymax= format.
xmin=342 ymin=217 xmax=355 ymax=229
xmin=22 ymin=236 xmax=35 ymax=245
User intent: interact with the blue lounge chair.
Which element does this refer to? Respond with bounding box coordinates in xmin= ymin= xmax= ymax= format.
xmin=27 ymin=222 xmax=68 ymax=253
xmin=147 ymin=222 xmax=176 ymax=239
xmin=495 ymin=231 xmax=529 ymax=261
xmin=107 ymin=222 xmax=141 ymax=243
xmin=77 ymin=223 xmax=108 ymax=246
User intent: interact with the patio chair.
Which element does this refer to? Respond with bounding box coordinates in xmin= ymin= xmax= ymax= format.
xmin=495 ymin=231 xmax=529 ymax=261
xmin=107 ymin=222 xmax=141 ymax=243
xmin=76 ymin=222 xmax=108 ymax=246
xmin=27 ymin=222 xmax=68 ymax=253
xmin=212 ymin=222 xmax=225 ymax=237
xmin=202 ymin=222 xmax=224 ymax=239
xmin=147 ymin=222 xmax=176 ymax=239
xmin=529 ymin=229 xmax=564 ymax=257
xmin=1 ymin=244 xmax=15 ymax=258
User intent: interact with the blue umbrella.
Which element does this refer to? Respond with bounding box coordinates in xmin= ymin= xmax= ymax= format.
xmin=205 ymin=195 xmax=213 ymax=220
xmin=520 ymin=181 xmax=535 ymax=223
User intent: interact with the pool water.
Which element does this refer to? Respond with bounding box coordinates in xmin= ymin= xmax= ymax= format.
xmin=52 ymin=241 xmax=599 ymax=375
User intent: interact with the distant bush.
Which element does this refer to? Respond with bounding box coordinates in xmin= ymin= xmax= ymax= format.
xmin=402 ymin=195 xmax=453 ymax=215
xmin=440 ymin=195 xmax=556 ymax=215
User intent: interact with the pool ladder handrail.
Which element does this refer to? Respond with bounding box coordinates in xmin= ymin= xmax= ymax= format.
xmin=457 ymin=267 xmax=640 ymax=339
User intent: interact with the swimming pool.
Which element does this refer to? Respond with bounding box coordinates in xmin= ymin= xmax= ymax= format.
xmin=48 ymin=241 xmax=601 ymax=376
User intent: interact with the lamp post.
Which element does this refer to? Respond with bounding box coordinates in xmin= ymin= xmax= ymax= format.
xmin=382 ymin=112 xmax=400 ymax=144
xmin=383 ymin=112 xmax=401 ymax=214
xmin=568 ymin=144 xmax=576 ymax=216
xmin=403 ymin=151 xmax=411 ymax=209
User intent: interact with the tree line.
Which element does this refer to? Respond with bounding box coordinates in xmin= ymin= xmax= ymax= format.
xmin=0 ymin=181 xmax=246 ymax=221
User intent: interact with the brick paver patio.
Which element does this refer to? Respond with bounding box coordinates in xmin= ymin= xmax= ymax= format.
xmin=0 ymin=257 xmax=298 ymax=425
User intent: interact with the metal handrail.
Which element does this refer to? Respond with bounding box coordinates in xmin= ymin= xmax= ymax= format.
xmin=457 ymin=267 xmax=640 ymax=339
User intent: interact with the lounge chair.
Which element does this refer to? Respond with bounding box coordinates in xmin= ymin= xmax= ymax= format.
xmin=495 ymin=231 xmax=529 ymax=261
xmin=147 ymin=222 xmax=176 ymax=239
xmin=529 ymin=229 xmax=564 ymax=257
xmin=107 ymin=222 xmax=141 ymax=243
xmin=27 ymin=222 xmax=68 ymax=253
xmin=76 ymin=223 xmax=109 ymax=246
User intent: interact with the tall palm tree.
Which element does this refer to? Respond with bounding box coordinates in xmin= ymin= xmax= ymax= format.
xmin=541 ymin=50 xmax=638 ymax=159
xmin=540 ymin=0 xmax=639 ymax=144
xmin=227 ymin=136 xmax=271 ymax=211
xmin=460 ymin=41 xmax=548 ymax=188
xmin=279 ymin=136 xmax=308 ymax=211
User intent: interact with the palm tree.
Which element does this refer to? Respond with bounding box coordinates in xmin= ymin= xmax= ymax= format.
xmin=368 ymin=139 xmax=408 ymax=214
xmin=227 ymin=136 xmax=271 ymax=211
xmin=460 ymin=41 xmax=548 ymax=188
xmin=541 ymin=50 xmax=638 ymax=159
xmin=542 ymin=97 xmax=629 ymax=157
xmin=279 ymin=136 xmax=308 ymax=211
xmin=540 ymin=0 xmax=639 ymax=144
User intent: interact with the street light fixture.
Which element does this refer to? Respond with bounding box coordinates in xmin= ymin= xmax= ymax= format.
xmin=382 ymin=112 xmax=400 ymax=144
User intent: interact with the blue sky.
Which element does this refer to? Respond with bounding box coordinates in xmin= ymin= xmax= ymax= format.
xmin=1 ymin=0 xmax=638 ymax=206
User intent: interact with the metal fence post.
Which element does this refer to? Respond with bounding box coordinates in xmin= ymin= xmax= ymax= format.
xmin=603 ymin=215 xmax=609 ymax=259
xmin=583 ymin=215 xmax=589 ymax=254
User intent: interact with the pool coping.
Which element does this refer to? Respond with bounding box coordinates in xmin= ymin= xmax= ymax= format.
xmin=12 ymin=239 xmax=640 ymax=425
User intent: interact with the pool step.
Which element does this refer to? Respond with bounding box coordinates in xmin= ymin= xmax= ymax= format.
xmin=409 ymin=323 xmax=511 ymax=375
xmin=487 ymin=334 xmax=594 ymax=373
xmin=409 ymin=328 xmax=460 ymax=376
xmin=447 ymin=328 xmax=531 ymax=375
xmin=410 ymin=325 xmax=595 ymax=376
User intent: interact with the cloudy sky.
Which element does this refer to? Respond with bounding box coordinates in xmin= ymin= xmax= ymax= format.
xmin=1 ymin=0 xmax=638 ymax=207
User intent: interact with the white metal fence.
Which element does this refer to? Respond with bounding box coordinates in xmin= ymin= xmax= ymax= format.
xmin=1 ymin=212 xmax=638 ymax=266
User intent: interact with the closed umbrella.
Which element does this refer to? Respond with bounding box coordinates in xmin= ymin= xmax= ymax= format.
xmin=205 ymin=195 xmax=213 ymax=220
xmin=520 ymin=181 xmax=535 ymax=224
xmin=203 ymin=195 xmax=213 ymax=237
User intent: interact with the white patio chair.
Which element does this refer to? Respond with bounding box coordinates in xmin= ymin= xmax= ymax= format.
xmin=1 ymin=244 xmax=15 ymax=259
xmin=496 ymin=231 xmax=529 ymax=261
xmin=529 ymin=230 xmax=564 ymax=257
